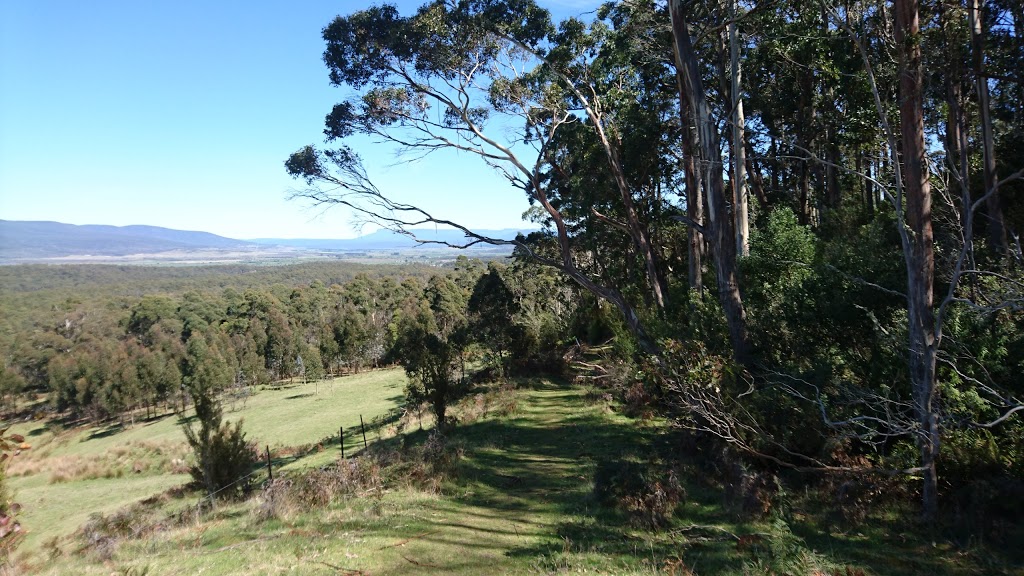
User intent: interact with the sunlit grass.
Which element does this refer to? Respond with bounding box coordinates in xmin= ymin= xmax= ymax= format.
xmin=4 ymin=369 xmax=407 ymax=558
xmin=16 ymin=375 xmax=1018 ymax=575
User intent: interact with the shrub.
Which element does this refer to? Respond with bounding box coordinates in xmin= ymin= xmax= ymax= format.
xmin=722 ymin=458 xmax=782 ymax=519
xmin=593 ymin=460 xmax=684 ymax=529
xmin=79 ymin=504 xmax=162 ymax=561
xmin=254 ymin=458 xmax=383 ymax=522
xmin=0 ymin=429 xmax=26 ymax=563
xmin=373 ymin=431 xmax=464 ymax=493
xmin=181 ymin=383 xmax=257 ymax=498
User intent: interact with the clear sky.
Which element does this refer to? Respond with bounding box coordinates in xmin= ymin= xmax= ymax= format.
xmin=0 ymin=0 xmax=602 ymax=240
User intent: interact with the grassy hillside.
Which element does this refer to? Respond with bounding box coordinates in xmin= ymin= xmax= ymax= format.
xmin=5 ymin=369 xmax=406 ymax=556
xmin=17 ymin=377 xmax=1018 ymax=575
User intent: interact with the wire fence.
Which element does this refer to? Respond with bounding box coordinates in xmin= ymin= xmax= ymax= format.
xmin=190 ymin=411 xmax=391 ymax=509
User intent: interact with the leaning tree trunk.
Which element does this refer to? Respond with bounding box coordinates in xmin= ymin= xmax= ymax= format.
xmin=670 ymin=0 xmax=751 ymax=364
xmin=895 ymin=0 xmax=940 ymax=520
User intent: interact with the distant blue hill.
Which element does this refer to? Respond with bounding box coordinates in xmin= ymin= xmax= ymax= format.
xmin=0 ymin=220 xmax=253 ymax=259
xmin=0 ymin=220 xmax=533 ymax=261
xmin=250 ymin=228 xmax=531 ymax=250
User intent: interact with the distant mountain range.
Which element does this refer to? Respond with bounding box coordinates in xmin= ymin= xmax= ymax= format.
xmin=0 ymin=220 xmax=530 ymax=262
xmin=0 ymin=220 xmax=254 ymax=260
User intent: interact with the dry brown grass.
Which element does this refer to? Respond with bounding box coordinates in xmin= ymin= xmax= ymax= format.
xmin=8 ymin=440 xmax=190 ymax=484
xmin=254 ymin=458 xmax=384 ymax=522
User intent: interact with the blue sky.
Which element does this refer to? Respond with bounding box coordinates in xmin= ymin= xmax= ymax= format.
xmin=0 ymin=0 xmax=603 ymax=239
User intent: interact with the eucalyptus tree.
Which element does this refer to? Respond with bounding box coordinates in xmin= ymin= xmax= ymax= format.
xmin=668 ymin=0 xmax=751 ymax=361
xmin=468 ymin=264 xmax=520 ymax=374
xmin=392 ymin=287 xmax=466 ymax=431
xmin=968 ymin=0 xmax=1007 ymax=255
xmin=286 ymin=0 xmax=671 ymax=354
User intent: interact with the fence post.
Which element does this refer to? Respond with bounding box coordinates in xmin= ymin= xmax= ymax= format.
xmin=339 ymin=426 xmax=345 ymax=459
xmin=360 ymin=415 xmax=368 ymax=449
xmin=266 ymin=445 xmax=272 ymax=482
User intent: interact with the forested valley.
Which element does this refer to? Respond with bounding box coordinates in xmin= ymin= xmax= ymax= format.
xmin=0 ymin=258 xmax=572 ymax=424
xmin=3 ymin=0 xmax=1024 ymax=573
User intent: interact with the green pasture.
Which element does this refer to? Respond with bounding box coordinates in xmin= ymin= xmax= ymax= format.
xmin=4 ymin=369 xmax=407 ymax=556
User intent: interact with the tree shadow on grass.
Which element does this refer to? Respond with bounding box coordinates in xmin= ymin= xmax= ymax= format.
xmin=86 ymin=424 xmax=124 ymax=440
xmin=435 ymin=379 xmax=1002 ymax=576
xmin=283 ymin=393 xmax=314 ymax=400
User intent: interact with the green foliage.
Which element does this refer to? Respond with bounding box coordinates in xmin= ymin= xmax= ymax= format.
xmin=393 ymin=317 xmax=464 ymax=433
xmin=180 ymin=404 xmax=256 ymax=499
xmin=180 ymin=335 xmax=257 ymax=497
xmin=468 ymin=264 xmax=523 ymax=375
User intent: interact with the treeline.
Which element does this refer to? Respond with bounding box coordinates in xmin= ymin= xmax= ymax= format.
xmin=0 ymin=260 xmax=440 ymax=296
xmin=0 ymin=257 xmax=583 ymax=422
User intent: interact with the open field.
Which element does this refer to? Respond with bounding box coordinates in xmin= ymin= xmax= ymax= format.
xmin=18 ymin=377 xmax=1021 ymax=575
xmin=4 ymin=369 xmax=407 ymax=556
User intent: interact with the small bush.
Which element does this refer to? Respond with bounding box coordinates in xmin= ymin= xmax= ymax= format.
xmin=593 ymin=460 xmax=684 ymax=529
xmin=454 ymin=381 xmax=518 ymax=424
xmin=181 ymin=383 xmax=258 ymax=498
xmin=254 ymin=458 xmax=383 ymax=522
xmin=79 ymin=504 xmax=162 ymax=561
xmin=0 ymin=430 xmax=26 ymax=563
xmin=373 ymin=431 xmax=464 ymax=493
xmin=184 ymin=418 xmax=258 ymax=498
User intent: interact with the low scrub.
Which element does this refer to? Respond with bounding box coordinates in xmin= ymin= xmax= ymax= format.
xmin=373 ymin=431 xmax=465 ymax=494
xmin=181 ymin=380 xmax=258 ymax=498
xmin=255 ymin=458 xmax=384 ymax=522
xmin=78 ymin=503 xmax=165 ymax=561
xmin=454 ymin=381 xmax=518 ymax=425
xmin=592 ymin=459 xmax=684 ymax=529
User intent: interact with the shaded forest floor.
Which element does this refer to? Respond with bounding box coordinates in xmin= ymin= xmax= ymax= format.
xmin=24 ymin=378 xmax=1024 ymax=575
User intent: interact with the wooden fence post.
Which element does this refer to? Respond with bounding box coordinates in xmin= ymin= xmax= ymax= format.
xmin=360 ymin=415 xmax=368 ymax=449
xmin=266 ymin=445 xmax=272 ymax=482
xmin=340 ymin=426 xmax=345 ymax=459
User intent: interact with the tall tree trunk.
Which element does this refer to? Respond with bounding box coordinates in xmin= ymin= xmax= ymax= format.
xmin=941 ymin=0 xmax=975 ymax=270
xmin=797 ymin=72 xmax=814 ymax=225
xmin=678 ymin=69 xmax=704 ymax=293
xmin=822 ymin=4 xmax=841 ymax=212
xmin=729 ymin=0 xmax=749 ymax=257
xmin=531 ymin=171 xmax=661 ymax=356
xmin=895 ymin=0 xmax=940 ymax=520
xmin=670 ymin=0 xmax=751 ymax=363
xmin=868 ymin=152 xmax=876 ymax=213
xmin=574 ymin=96 xmax=668 ymax=309
xmin=969 ymin=0 xmax=1007 ymax=256
xmin=824 ymin=123 xmax=841 ymax=210
xmin=611 ymin=145 xmax=668 ymax=309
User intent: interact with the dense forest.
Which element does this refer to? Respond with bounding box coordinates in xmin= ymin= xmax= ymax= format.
xmin=283 ymin=0 xmax=1023 ymax=525
xmin=0 ymin=258 xmax=567 ymax=420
